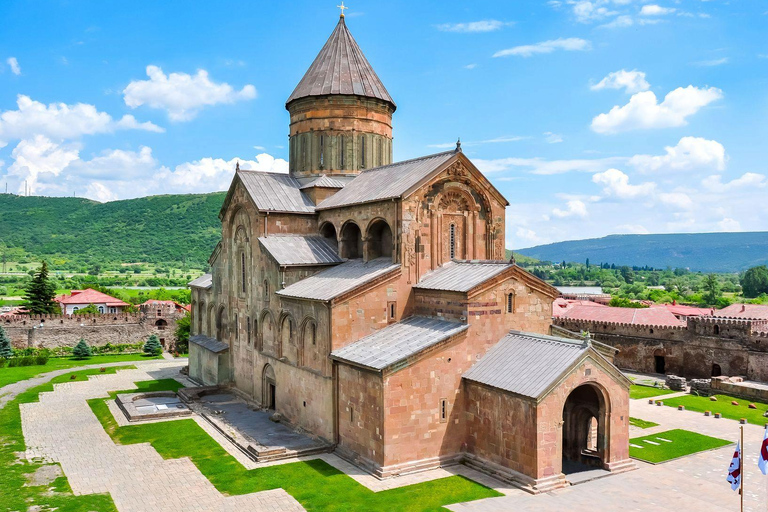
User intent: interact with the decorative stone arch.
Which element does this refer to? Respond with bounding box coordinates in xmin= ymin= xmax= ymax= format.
xmin=234 ymin=224 xmax=251 ymax=297
xmin=278 ymin=312 xmax=296 ymax=363
xmin=262 ymin=364 xmax=276 ymax=410
xmin=365 ymin=218 xmax=394 ymax=261
xmin=319 ymin=221 xmax=338 ymax=252
xmin=154 ymin=319 xmax=168 ymax=330
xmin=430 ymin=185 xmax=480 ymax=265
xmin=339 ymin=220 xmax=363 ymax=259
xmin=561 ymin=382 xmax=611 ymax=472
xmin=259 ymin=309 xmax=276 ymax=355
xmin=216 ymin=305 xmax=227 ymax=342
xmin=299 ymin=316 xmax=319 ymax=368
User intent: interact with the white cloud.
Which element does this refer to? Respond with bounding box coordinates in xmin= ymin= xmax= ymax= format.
xmin=543 ymin=132 xmax=563 ymax=143
xmin=552 ymin=200 xmax=588 ymax=218
xmin=629 ymin=137 xmax=726 ymax=173
xmin=658 ymin=191 xmax=694 ymax=209
xmin=6 ymin=136 xmax=80 ymax=194
xmin=428 ymin=136 xmax=526 ymax=149
xmin=464 ymin=63 xmax=478 ymax=70
xmin=718 ymin=218 xmax=742 ymax=231
xmin=123 ymin=65 xmax=257 ymax=121
xmin=436 ymin=20 xmax=511 ymax=33
xmin=571 ymin=1 xmax=618 ymax=22
xmin=6 ymin=57 xmax=21 ymax=75
xmin=591 ymin=69 xmax=650 ymax=94
xmin=694 ymin=57 xmax=728 ymax=67
xmin=0 ymin=95 xmax=163 ymax=145
xmin=599 ymin=15 xmax=634 ymax=28
xmin=592 ymin=168 xmax=656 ymax=198
xmin=702 ymin=173 xmax=766 ymax=192
xmin=493 ymin=38 xmax=591 ymax=58
xmin=640 ymin=4 xmax=675 ymax=15
xmin=86 ymin=182 xmax=118 ymax=202
xmin=591 ymin=85 xmax=723 ymax=133
xmin=474 ymin=156 xmax=624 ymax=175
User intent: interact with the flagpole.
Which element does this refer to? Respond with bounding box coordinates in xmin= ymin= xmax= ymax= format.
xmin=741 ymin=424 xmax=744 ymax=512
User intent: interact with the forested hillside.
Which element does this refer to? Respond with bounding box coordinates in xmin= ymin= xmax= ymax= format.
xmin=517 ymin=232 xmax=768 ymax=273
xmin=0 ymin=192 xmax=225 ymax=269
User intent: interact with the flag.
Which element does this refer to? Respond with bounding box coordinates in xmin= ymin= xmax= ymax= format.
xmin=727 ymin=441 xmax=742 ymax=491
xmin=759 ymin=429 xmax=768 ymax=475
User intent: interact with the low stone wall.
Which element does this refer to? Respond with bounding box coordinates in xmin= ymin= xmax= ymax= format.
xmin=711 ymin=377 xmax=768 ymax=403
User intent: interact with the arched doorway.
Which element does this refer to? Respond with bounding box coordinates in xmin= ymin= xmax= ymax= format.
xmin=653 ymin=349 xmax=666 ymax=374
xmin=339 ymin=221 xmax=363 ymax=259
xmin=155 ymin=319 xmax=168 ymax=331
xmin=562 ymin=384 xmax=607 ymax=473
xmin=367 ymin=219 xmax=393 ymax=259
xmin=263 ymin=364 xmax=276 ymax=410
xmin=320 ymin=222 xmax=338 ymax=252
xmin=712 ymin=363 xmax=722 ymax=377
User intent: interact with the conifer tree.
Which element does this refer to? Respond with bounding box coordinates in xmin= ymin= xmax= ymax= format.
xmin=143 ymin=334 xmax=162 ymax=356
xmin=72 ymin=338 xmax=92 ymax=359
xmin=21 ymin=261 xmax=58 ymax=315
xmin=0 ymin=326 xmax=12 ymax=359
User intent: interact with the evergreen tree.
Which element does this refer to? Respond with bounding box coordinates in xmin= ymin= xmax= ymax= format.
xmin=143 ymin=334 xmax=163 ymax=356
xmin=21 ymin=261 xmax=58 ymax=315
xmin=0 ymin=326 xmax=12 ymax=359
xmin=72 ymin=338 xmax=92 ymax=359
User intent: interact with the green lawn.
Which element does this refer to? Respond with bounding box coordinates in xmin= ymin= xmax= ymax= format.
xmin=88 ymin=381 xmax=501 ymax=511
xmin=629 ymin=417 xmax=659 ymax=429
xmin=0 ymin=366 xmax=138 ymax=512
xmin=629 ymin=429 xmax=731 ymax=463
xmin=629 ymin=385 xmax=678 ymax=400
xmin=0 ymin=353 xmax=160 ymax=389
xmin=662 ymin=394 xmax=768 ymax=425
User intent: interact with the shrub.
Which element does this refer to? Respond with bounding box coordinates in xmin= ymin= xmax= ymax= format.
xmin=143 ymin=335 xmax=163 ymax=356
xmin=72 ymin=338 xmax=93 ymax=359
xmin=0 ymin=325 xmax=11 ymax=359
xmin=34 ymin=354 xmax=49 ymax=365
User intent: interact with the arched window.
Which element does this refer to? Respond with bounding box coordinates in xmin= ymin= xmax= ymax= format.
xmin=241 ymin=252 xmax=246 ymax=294
xmin=246 ymin=316 xmax=252 ymax=346
xmin=340 ymin=222 xmax=363 ymax=259
xmin=714 ymin=324 xmax=720 ymax=335
xmin=320 ymin=222 xmax=338 ymax=251
xmin=506 ymin=293 xmax=515 ymax=313
xmin=367 ymin=219 xmax=393 ymax=259
xmin=339 ymin=135 xmax=345 ymax=168
xmin=264 ymin=280 xmax=270 ymax=302
xmin=360 ymin=135 xmax=366 ymax=168
xmin=234 ymin=313 xmax=239 ymax=342
xmin=449 ymin=224 xmax=456 ymax=259
xmin=319 ymin=135 xmax=325 ymax=167
xmin=98 ymin=306 xmax=104 ymax=314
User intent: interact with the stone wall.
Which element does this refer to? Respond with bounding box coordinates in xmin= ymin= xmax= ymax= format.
xmin=337 ymin=364 xmax=384 ymax=471
xmin=711 ymin=377 xmax=768 ymax=403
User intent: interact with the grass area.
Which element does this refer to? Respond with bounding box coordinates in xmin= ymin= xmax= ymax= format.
xmin=629 ymin=417 xmax=659 ymax=429
xmin=0 ymin=353 xmax=161 ymax=389
xmin=662 ymin=394 xmax=768 ymax=425
xmin=629 ymin=384 xmax=678 ymax=400
xmin=88 ymin=382 xmax=501 ymax=511
xmin=629 ymin=428 xmax=731 ymax=463
xmin=0 ymin=366 xmax=137 ymax=512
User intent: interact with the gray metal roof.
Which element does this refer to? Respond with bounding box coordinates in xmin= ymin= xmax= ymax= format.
xmin=463 ymin=331 xmax=591 ymax=399
xmin=189 ymin=334 xmax=229 ymax=353
xmin=238 ymin=170 xmax=315 ymax=213
xmin=258 ymin=236 xmax=343 ymax=267
xmin=188 ymin=274 xmax=212 ymax=289
xmin=414 ymin=261 xmax=513 ymax=293
xmin=331 ymin=316 xmax=469 ymax=371
xmin=299 ymin=175 xmax=347 ymax=190
xmin=286 ymin=17 xmax=395 ymax=108
xmin=276 ymin=257 xmax=400 ymax=302
xmin=316 ymin=151 xmax=456 ymax=210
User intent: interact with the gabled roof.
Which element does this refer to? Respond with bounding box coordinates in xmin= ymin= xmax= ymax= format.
xmin=331 ymin=316 xmax=468 ymax=371
xmin=717 ymin=303 xmax=768 ymax=320
xmin=56 ymin=289 xmax=129 ymax=307
xmin=286 ymin=16 xmax=395 ymax=109
xmin=463 ymin=331 xmax=630 ymax=400
xmin=190 ymin=335 xmax=229 ymax=354
xmin=188 ymin=274 xmax=212 ymax=289
xmin=414 ymin=260 xmax=513 ymax=293
xmin=258 ymin=236 xmax=343 ymax=267
xmin=276 ymin=257 xmax=400 ymax=302
xmin=559 ymin=304 xmax=684 ymax=327
xmin=299 ymin=174 xmax=347 ymax=190
xmin=316 ymin=151 xmax=456 ymax=209
xmin=232 ymin=171 xmax=315 ymax=214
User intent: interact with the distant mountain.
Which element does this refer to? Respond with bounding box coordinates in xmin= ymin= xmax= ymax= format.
xmin=0 ymin=192 xmax=226 ymax=267
xmin=516 ymin=232 xmax=768 ymax=273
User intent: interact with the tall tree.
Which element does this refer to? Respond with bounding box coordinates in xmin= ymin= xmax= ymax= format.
xmin=702 ymin=274 xmax=721 ymax=305
xmin=0 ymin=325 xmax=12 ymax=359
xmin=741 ymin=266 xmax=768 ymax=298
xmin=21 ymin=261 xmax=58 ymax=315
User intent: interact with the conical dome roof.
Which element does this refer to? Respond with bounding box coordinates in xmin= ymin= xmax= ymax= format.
xmin=286 ymin=17 xmax=395 ymax=110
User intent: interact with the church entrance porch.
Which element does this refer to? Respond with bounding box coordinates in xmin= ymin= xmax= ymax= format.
xmin=562 ymin=383 xmax=607 ymax=472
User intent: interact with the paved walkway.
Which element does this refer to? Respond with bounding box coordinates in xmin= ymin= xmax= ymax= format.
xmin=449 ymin=398 xmax=768 ymax=512
xmin=20 ymin=362 xmax=303 ymax=512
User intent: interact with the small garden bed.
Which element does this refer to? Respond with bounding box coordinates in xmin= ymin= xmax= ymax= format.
xmin=629 ymin=429 xmax=731 ymax=463
xmin=629 ymin=417 xmax=659 ymax=429
xmin=630 ymin=385 xmax=677 ymax=400
xmin=662 ymin=394 xmax=768 ymax=425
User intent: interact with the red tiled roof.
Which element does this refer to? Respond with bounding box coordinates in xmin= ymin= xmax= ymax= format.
xmin=651 ymin=304 xmax=714 ymax=317
xmin=552 ymin=298 xmax=606 ymax=318
xmin=56 ymin=288 xmax=129 ymax=307
xmin=717 ymin=303 xmax=768 ymax=320
xmin=559 ymin=304 xmax=685 ymax=327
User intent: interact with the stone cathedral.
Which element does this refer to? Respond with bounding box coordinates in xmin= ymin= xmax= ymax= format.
xmin=189 ymin=14 xmax=633 ymax=492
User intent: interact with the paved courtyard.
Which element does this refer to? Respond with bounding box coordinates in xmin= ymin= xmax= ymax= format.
xmin=12 ymin=363 xmax=768 ymax=511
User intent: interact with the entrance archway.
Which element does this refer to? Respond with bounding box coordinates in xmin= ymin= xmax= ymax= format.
xmin=263 ymin=364 xmax=276 ymax=410
xmin=562 ymin=384 xmax=607 ymax=473
xmin=653 ymin=349 xmax=666 ymax=374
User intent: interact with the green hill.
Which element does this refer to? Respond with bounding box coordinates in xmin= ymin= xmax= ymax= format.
xmin=0 ymin=192 xmax=225 ymax=268
xmin=517 ymin=232 xmax=768 ymax=273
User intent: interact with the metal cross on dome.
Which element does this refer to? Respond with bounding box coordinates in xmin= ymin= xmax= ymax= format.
xmin=337 ymin=1 xmax=348 ymax=17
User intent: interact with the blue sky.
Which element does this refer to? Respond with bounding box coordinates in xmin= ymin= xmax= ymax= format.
xmin=1 ymin=0 xmax=766 ymax=249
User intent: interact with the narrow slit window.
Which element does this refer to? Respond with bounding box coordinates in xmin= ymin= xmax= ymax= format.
xmin=319 ymin=135 xmax=324 ymax=167
xmin=235 ymin=314 xmax=239 ymax=342
xmin=449 ymin=224 xmax=456 ymax=259
xmin=360 ymin=135 xmax=366 ymax=168
xmin=339 ymin=136 xmax=345 ymax=168
xmin=440 ymin=398 xmax=448 ymax=423
xmin=507 ymin=293 xmax=515 ymax=313
xmin=311 ymin=323 xmax=316 ymax=345
xmin=241 ymin=252 xmax=246 ymax=294
xmin=247 ymin=317 xmax=252 ymax=345
xmin=349 ymin=405 xmax=354 ymax=423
